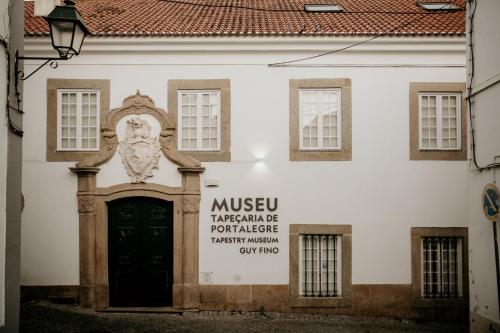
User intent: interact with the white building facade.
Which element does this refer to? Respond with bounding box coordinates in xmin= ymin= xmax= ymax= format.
xmin=22 ymin=0 xmax=469 ymax=322
xmin=466 ymin=0 xmax=500 ymax=332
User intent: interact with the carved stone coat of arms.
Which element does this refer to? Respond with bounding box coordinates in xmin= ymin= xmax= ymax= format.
xmin=118 ymin=117 xmax=161 ymax=183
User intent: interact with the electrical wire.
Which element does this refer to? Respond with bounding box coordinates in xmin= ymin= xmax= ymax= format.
xmin=268 ymin=4 xmax=463 ymax=67
xmin=466 ymin=0 xmax=499 ymax=171
xmin=160 ymin=0 xmax=463 ymax=15
xmin=1 ymin=13 xmax=24 ymax=137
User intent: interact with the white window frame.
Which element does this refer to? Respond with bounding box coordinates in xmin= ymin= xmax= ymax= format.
xmin=420 ymin=237 xmax=463 ymax=298
xmin=299 ymin=234 xmax=342 ymax=297
xmin=56 ymin=89 xmax=100 ymax=151
xmin=299 ymin=88 xmax=342 ymax=151
xmin=418 ymin=93 xmax=461 ymax=150
xmin=177 ymin=90 xmax=221 ymax=151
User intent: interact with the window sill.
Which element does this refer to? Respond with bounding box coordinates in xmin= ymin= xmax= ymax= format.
xmin=179 ymin=150 xmax=231 ymax=162
xmin=411 ymin=297 xmax=468 ymax=309
xmin=290 ymin=296 xmax=352 ymax=308
xmin=290 ymin=149 xmax=351 ymax=161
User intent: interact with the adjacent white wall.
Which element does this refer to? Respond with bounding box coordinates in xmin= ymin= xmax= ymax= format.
xmin=0 ymin=0 xmax=8 ymax=323
xmin=467 ymin=0 xmax=500 ymax=325
xmin=22 ymin=37 xmax=467 ymax=286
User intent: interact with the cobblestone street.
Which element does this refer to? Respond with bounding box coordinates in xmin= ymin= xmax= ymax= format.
xmin=20 ymin=301 xmax=468 ymax=333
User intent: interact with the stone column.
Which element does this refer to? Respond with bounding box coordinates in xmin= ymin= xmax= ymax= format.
xmin=70 ymin=167 xmax=99 ymax=308
xmin=178 ymin=166 xmax=204 ymax=309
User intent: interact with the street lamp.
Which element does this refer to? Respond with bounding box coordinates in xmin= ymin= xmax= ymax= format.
xmin=16 ymin=0 xmax=90 ymax=80
xmin=45 ymin=0 xmax=90 ymax=59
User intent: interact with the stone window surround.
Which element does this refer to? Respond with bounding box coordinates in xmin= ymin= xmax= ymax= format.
xmin=289 ymin=224 xmax=352 ymax=308
xmin=410 ymin=227 xmax=469 ymax=309
xmin=409 ymin=82 xmax=467 ymax=161
xmin=289 ymin=79 xmax=352 ymax=161
xmin=47 ymin=79 xmax=110 ymax=162
xmin=168 ymin=79 xmax=231 ymax=162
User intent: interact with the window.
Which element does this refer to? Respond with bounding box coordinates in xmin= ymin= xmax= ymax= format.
xmin=289 ymin=224 xmax=351 ymax=307
xmin=304 ymin=4 xmax=343 ymax=12
xmin=411 ymin=227 xmax=468 ymax=308
xmin=299 ymin=89 xmax=341 ymax=150
xmin=409 ymin=82 xmax=466 ymax=160
xmin=178 ymin=90 xmax=220 ymax=151
xmin=419 ymin=93 xmax=461 ymax=150
xmin=46 ymin=79 xmax=110 ymax=162
xmin=57 ymin=90 xmax=100 ymax=151
xmin=417 ymin=2 xmax=460 ymax=11
xmin=300 ymin=234 xmax=341 ymax=297
xmin=290 ymin=79 xmax=351 ymax=161
xmin=168 ymin=79 xmax=231 ymax=162
xmin=421 ymin=237 xmax=462 ymax=298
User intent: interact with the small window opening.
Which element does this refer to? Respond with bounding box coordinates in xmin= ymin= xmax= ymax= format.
xmin=417 ymin=2 xmax=460 ymax=11
xmin=304 ymin=4 xmax=343 ymax=13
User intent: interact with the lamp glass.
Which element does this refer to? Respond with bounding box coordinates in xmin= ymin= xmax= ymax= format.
xmin=71 ymin=24 xmax=86 ymax=54
xmin=50 ymin=20 xmax=75 ymax=56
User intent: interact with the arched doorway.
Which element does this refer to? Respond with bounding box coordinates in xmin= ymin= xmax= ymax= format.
xmin=108 ymin=197 xmax=173 ymax=307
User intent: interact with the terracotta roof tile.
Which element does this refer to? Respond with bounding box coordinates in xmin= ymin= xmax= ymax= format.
xmin=24 ymin=0 xmax=465 ymax=37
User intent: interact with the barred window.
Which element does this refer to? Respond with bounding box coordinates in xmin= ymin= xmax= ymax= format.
xmin=299 ymin=234 xmax=341 ymax=297
xmin=421 ymin=237 xmax=463 ymax=298
xmin=57 ymin=90 xmax=100 ymax=151
xmin=178 ymin=90 xmax=221 ymax=151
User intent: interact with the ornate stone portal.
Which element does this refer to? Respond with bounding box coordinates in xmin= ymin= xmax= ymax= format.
xmin=118 ymin=117 xmax=161 ymax=183
xmin=70 ymin=91 xmax=204 ymax=310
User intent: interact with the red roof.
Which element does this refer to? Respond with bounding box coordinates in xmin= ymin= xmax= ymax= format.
xmin=24 ymin=0 xmax=465 ymax=37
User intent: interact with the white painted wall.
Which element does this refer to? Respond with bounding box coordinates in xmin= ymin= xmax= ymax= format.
xmin=22 ymin=37 xmax=467 ymax=286
xmin=467 ymin=0 xmax=500 ymax=325
xmin=0 ymin=0 xmax=9 ymax=324
xmin=0 ymin=1 xmax=8 ymax=326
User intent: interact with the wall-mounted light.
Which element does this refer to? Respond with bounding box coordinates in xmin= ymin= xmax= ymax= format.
xmin=16 ymin=0 xmax=89 ymax=80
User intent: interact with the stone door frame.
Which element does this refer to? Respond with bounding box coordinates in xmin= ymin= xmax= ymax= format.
xmin=70 ymin=92 xmax=204 ymax=310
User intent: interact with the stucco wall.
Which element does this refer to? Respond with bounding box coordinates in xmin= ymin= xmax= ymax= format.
xmin=22 ymin=38 xmax=467 ymax=287
xmin=0 ymin=0 xmax=9 ymax=324
xmin=467 ymin=0 xmax=500 ymax=328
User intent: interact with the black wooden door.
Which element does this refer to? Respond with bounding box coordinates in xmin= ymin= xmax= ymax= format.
xmin=108 ymin=197 xmax=173 ymax=307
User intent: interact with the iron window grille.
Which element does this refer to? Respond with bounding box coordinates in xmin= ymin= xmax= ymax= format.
xmin=421 ymin=236 xmax=463 ymax=298
xmin=299 ymin=234 xmax=341 ymax=297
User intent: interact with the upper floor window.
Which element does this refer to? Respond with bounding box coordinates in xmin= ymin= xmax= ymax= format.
xmin=57 ymin=90 xmax=100 ymax=151
xmin=46 ymin=79 xmax=109 ymax=162
xmin=289 ymin=79 xmax=352 ymax=161
xmin=419 ymin=93 xmax=461 ymax=150
xmin=299 ymin=89 xmax=341 ymax=151
xmin=409 ymin=82 xmax=466 ymax=161
xmin=168 ymin=79 xmax=231 ymax=162
xmin=177 ymin=90 xmax=221 ymax=151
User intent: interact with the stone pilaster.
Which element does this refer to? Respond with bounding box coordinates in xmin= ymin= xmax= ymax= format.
xmin=178 ymin=166 xmax=204 ymax=309
xmin=70 ymin=167 xmax=99 ymax=308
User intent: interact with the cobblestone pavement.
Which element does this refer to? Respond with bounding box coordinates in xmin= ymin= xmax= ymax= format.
xmin=20 ymin=301 xmax=468 ymax=333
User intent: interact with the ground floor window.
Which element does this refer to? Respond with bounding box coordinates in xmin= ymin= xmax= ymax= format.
xmin=411 ymin=227 xmax=468 ymax=307
xmin=421 ymin=236 xmax=462 ymax=298
xmin=299 ymin=234 xmax=341 ymax=297
xmin=289 ymin=224 xmax=352 ymax=307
